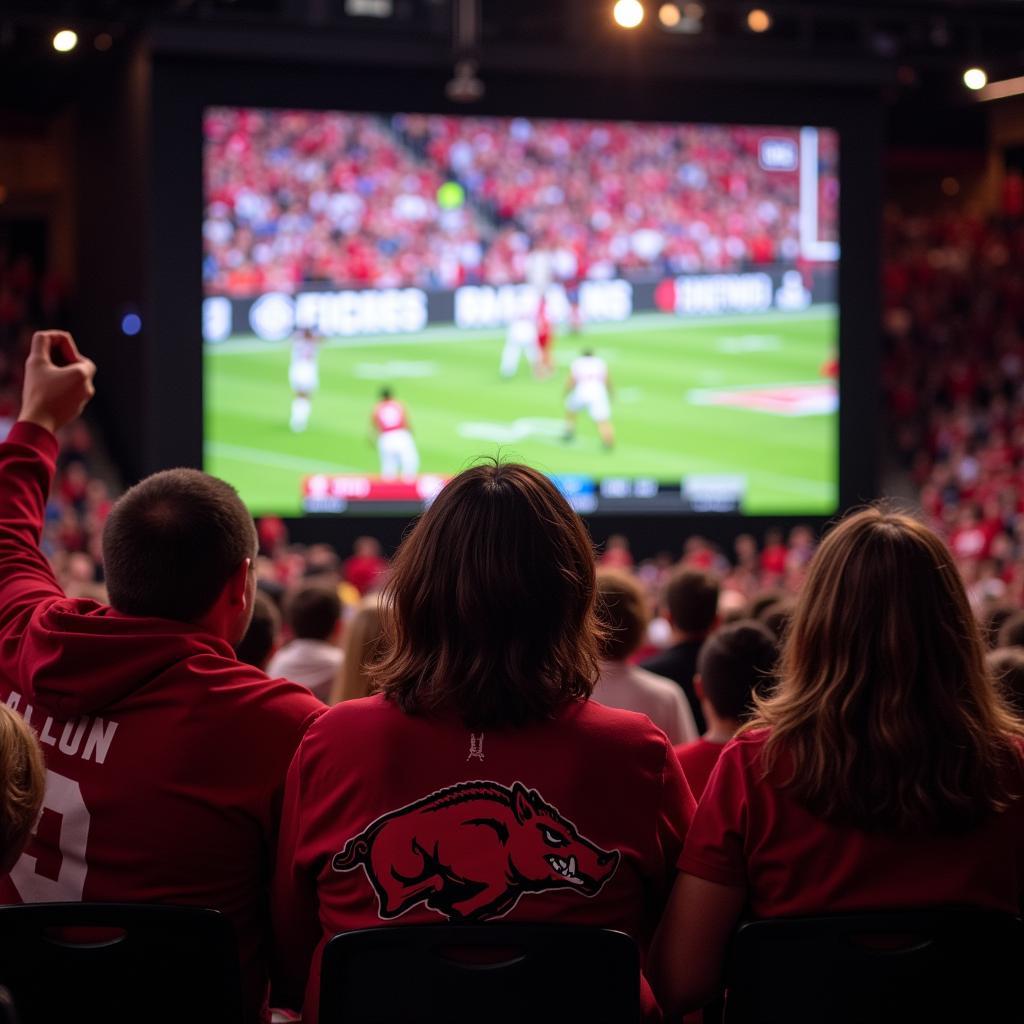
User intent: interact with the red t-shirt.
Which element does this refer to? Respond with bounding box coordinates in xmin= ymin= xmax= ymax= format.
xmin=0 ymin=422 xmax=325 ymax=1023
xmin=674 ymin=738 xmax=727 ymax=801
xmin=680 ymin=730 xmax=1024 ymax=918
xmin=273 ymin=694 xmax=695 ymax=1023
xmin=373 ymin=400 xmax=408 ymax=434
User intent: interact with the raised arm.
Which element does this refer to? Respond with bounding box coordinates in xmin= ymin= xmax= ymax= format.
xmin=0 ymin=331 xmax=96 ymax=635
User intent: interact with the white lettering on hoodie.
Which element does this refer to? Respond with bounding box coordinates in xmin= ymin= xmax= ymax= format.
xmin=6 ymin=690 xmax=119 ymax=765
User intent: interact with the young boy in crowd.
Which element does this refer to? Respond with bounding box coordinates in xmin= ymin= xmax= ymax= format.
xmin=674 ymin=619 xmax=778 ymax=798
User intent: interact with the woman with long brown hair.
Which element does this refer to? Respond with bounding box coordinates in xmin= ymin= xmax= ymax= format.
xmin=651 ymin=507 xmax=1024 ymax=1016
xmin=273 ymin=462 xmax=695 ymax=1023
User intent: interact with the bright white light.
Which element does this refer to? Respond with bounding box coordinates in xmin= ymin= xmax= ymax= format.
xmin=613 ymin=0 xmax=645 ymax=29
xmin=52 ymin=29 xmax=78 ymax=53
xmin=963 ymin=67 xmax=988 ymax=91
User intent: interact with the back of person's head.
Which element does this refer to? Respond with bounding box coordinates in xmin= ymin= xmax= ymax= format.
xmin=989 ymin=647 xmax=1024 ymax=718
xmin=375 ymin=462 xmax=599 ymax=728
xmin=332 ymin=594 xmax=387 ymax=704
xmin=758 ymin=598 xmax=796 ymax=645
xmin=697 ymin=619 xmax=778 ymax=722
xmin=102 ymin=469 xmax=257 ymax=622
xmin=234 ymin=590 xmax=281 ymax=670
xmin=997 ymin=610 xmax=1024 ymax=649
xmin=753 ymin=506 xmax=1024 ymax=833
xmin=748 ymin=590 xmax=785 ymax=620
xmin=663 ymin=567 xmax=719 ymax=636
xmin=0 ymin=704 xmax=45 ymax=875
xmin=286 ymin=585 xmax=341 ymax=642
xmin=595 ymin=569 xmax=647 ymax=661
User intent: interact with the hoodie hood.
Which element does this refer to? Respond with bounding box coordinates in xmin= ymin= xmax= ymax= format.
xmin=14 ymin=597 xmax=238 ymax=719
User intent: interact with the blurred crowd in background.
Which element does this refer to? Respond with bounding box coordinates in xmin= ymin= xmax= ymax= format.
xmin=202 ymin=110 xmax=829 ymax=294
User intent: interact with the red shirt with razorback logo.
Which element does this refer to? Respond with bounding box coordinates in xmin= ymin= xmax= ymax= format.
xmin=273 ymin=694 xmax=695 ymax=1022
xmin=0 ymin=422 xmax=325 ymax=1023
xmin=680 ymin=730 xmax=1024 ymax=917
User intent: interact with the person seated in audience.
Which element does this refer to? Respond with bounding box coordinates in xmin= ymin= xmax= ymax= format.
xmin=640 ymin=567 xmax=720 ymax=732
xmin=342 ymin=536 xmax=388 ymax=596
xmin=675 ymin=620 xmax=778 ymax=799
xmin=267 ymin=585 xmax=343 ymax=703
xmin=272 ymin=463 xmax=695 ymax=1024
xmin=328 ymin=594 xmax=385 ymax=704
xmin=592 ymin=569 xmax=698 ymax=745
xmin=235 ymin=590 xmax=282 ymax=671
xmin=0 ymin=332 xmax=324 ymax=1024
xmin=0 ymin=702 xmax=45 ymax=875
xmin=650 ymin=508 xmax=1024 ymax=1017
xmin=988 ymin=647 xmax=1024 ymax=717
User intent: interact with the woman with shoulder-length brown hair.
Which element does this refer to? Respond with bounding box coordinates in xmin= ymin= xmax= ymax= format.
xmin=273 ymin=462 xmax=696 ymax=1024
xmin=651 ymin=506 xmax=1024 ymax=1017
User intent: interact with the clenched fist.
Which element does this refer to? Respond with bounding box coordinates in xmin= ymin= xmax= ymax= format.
xmin=19 ymin=331 xmax=97 ymax=435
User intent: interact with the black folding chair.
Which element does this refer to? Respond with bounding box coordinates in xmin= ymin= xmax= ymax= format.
xmin=0 ymin=902 xmax=244 ymax=1024
xmin=319 ymin=924 xmax=641 ymax=1024
xmin=721 ymin=909 xmax=1024 ymax=1023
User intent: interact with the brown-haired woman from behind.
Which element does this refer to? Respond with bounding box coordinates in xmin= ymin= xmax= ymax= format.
xmin=651 ymin=506 xmax=1024 ymax=1017
xmin=0 ymin=703 xmax=45 ymax=875
xmin=273 ymin=462 xmax=695 ymax=1024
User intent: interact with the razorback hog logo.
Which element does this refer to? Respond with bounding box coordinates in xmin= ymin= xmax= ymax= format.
xmin=332 ymin=780 xmax=621 ymax=922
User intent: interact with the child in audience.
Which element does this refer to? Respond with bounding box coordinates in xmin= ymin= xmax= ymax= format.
xmin=675 ymin=620 xmax=777 ymax=798
xmin=593 ymin=569 xmax=698 ymax=745
xmin=651 ymin=508 xmax=1024 ymax=1016
xmin=0 ymin=703 xmax=45 ymax=875
xmin=273 ymin=463 xmax=695 ymax=1023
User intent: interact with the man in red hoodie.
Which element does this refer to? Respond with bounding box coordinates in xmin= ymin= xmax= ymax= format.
xmin=0 ymin=331 xmax=324 ymax=1023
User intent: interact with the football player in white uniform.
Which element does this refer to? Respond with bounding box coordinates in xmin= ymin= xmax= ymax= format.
xmin=289 ymin=327 xmax=322 ymax=433
xmin=564 ymin=348 xmax=614 ymax=450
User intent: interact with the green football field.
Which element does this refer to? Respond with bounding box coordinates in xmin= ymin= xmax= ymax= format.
xmin=204 ymin=307 xmax=838 ymax=517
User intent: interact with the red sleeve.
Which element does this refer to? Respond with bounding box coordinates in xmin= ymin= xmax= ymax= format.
xmin=656 ymin=735 xmax=697 ymax=887
xmin=677 ymin=740 xmax=749 ymax=888
xmin=271 ymin=735 xmax=322 ymax=1010
xmin=0 ymin=421 xmax=64 ymax=661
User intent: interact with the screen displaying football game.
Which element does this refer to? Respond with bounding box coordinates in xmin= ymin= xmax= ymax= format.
xmin=203 ymin=107 xmax=839 ymax=516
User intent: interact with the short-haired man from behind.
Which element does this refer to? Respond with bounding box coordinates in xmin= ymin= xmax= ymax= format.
xmin=640 ymin=567 xmax=720 ymax=733
xmin=674 ymin=620 xmax=778 ymax=799
xmin=0 ymin=332 xmax=324 ymax=1024
xmin=266 ymin=585 xmax=343 ymax=703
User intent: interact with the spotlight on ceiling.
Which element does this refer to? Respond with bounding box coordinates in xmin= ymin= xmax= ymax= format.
xmin=963 ymin=67 xmax=988 ymax=91
xmin=613 ymin=0 xmax=645 ymax=30
xmin=746 ymin=8 xmax=772 ymax=33
xmin=52 ymin=29 xmax=78 ymax=53
xmin=658 ymin=3 xmax=681 ymax=27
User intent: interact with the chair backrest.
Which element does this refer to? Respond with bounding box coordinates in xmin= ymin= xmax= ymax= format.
xmin=319 ymin=924 xmax=640 ymax=1024
xmin=722 ymin=909 xmax=1024 ymax=1024
xmin=0 ymin=903 xmax=244 ymax=1024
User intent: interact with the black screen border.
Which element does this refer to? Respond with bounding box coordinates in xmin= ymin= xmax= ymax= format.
xmin=150 ymin=55 xmax=881 ymax=554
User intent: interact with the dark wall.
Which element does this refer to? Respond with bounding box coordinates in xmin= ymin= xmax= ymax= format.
xmin=75 ymin=45 xmax=151 ymax=483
